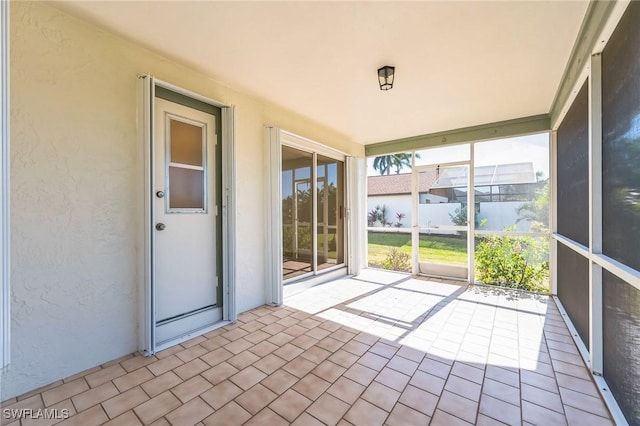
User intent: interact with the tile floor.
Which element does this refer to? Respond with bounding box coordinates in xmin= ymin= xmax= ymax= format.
xmin=1 ymin=270 xmax=614 ymax=425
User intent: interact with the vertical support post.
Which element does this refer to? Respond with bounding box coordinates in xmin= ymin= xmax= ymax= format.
xmin=550 ymin=131 xmax=558 ymax=295
xmin=265 ymin=127 xmax=283 ymax=305
xmin=467 ymin=145 xmax=475 ymax=284
xmin=0 ymin=0 xmax=10 ymax=369
xmin=411 ymin=153 xmax=419 ymax=275
xmin=588 ymin=53 xmax=603 ymax=375
xmin=137 ymin=74 xmax=155 ymax=356
xmin=312 ymin=153 xmax=318 ymax=274
xmin=222 ymin=106 xmax=237 ymax=322
xmin=347 ymin=156 xmax=366 ymax=275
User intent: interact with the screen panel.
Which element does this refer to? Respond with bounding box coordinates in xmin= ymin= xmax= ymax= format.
xmin=556 ymin=243 xmax=589 ymax=347
xmin=556 ymin=81 xmax=589 ymax=247
xmin=602 ymin=0 xmax=640 ymax=271
xmin=603 ymin=270 xmax=640 ymax=425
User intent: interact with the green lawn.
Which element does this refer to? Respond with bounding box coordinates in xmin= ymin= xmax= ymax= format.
xmin=368 ymin=231 xmax=467 ymax=267
xmin=368 ymin=231 xmax=550 ymax=293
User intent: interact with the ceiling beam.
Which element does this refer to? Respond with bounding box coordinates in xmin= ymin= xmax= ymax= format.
xmin=365 ymin=114 xmax=550 ymax=157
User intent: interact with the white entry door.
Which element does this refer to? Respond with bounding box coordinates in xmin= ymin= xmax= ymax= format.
xmin=154 ymin=98 xmax=221 ymax=345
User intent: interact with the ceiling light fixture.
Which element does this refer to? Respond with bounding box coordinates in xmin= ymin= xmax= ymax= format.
xmin=377 ymin=65 xmax=395 ymax=91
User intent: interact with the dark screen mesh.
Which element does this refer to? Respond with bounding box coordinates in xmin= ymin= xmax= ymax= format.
xmin=602 ymin=1 xmax=640 ymax=271
xmin=603 ymin=270 xmax=640 ymax=425
xmin=557 ymin=81 xmax=589 ymax=247
xmin=556 ymin=243 xmax=590 ymax=347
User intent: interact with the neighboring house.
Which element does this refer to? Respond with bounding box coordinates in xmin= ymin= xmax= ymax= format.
xmin=368 ymin=162 xmax=543 ymax=231
xmin=367 ymin=171 xmax=437 ymax=228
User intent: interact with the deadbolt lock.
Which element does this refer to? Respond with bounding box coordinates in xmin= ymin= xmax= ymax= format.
xmin=155 ymin=223 xmax=166 ymax=231
xmin=156 ymin=191 xmax=165 ymax=198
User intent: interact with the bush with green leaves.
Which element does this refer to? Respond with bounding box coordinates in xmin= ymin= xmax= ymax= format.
xmin=475 ymin=233 xmax=549 ymax=293
xmin=382 ymin=248 xmax=411 ymax=272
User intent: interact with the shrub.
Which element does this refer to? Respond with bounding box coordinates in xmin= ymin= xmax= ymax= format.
xmin=382 ymin=248 xmax=411 ymax=272
xmin=475 ymin=234 xmax=549 ymax=292
xmin=367 ymin=209 xmax=379 ymax=226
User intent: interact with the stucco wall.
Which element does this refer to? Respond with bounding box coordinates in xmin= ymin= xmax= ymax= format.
xmin=3 ymin=1 xmax=362 ymax=400
xmin=368 ymin=194 xmax=533 ymax=232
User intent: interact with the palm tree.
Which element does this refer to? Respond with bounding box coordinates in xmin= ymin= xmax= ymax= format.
xmin=373 ymin=153 xmax=413 ymax=175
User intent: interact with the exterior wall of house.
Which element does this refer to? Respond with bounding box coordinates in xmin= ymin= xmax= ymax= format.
xmin=2 ymin=1 xmax=363 ymax=400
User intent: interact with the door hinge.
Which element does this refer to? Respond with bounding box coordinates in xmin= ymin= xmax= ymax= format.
xmin=216 ymin=205 xmax=219 ymax=216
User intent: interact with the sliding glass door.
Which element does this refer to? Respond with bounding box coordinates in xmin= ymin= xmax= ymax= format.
xmin=282 ymin=145 xmax=345 ymax=283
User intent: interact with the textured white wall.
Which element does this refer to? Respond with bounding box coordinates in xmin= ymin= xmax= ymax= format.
xmin=368 ymin=194 xmax=531 ymax=231
xmin=3 ymin=2 xmax=362 ymax=400
xmin=367 ymin=195 xmax=412 ymax=228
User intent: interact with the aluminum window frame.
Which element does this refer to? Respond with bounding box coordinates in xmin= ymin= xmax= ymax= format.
xmin=0 ymin=0 xmax=10 ymax=370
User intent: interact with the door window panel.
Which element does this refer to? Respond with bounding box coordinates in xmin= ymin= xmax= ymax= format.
xmin=170 ymin=119 xmax=204 ymax=166
xmin=282 ymin=146 xmax=313 ymax=280
xmin=169 ymin=167 xmax=204 ymax=209
xmin=167 ymin=117 xmax=206 ymax=212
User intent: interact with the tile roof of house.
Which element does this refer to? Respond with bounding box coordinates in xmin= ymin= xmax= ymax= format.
xmin=367 ymin=171 xmax=437 ymax=196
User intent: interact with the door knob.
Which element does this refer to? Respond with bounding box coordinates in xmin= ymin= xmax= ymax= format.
xmin=156 ymin=223 xmax=166 ymax=231
xmin=156 ymin=191 xmax=165 ymax=198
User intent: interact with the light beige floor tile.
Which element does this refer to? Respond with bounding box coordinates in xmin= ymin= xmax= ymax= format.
xmin=141 ymin=371 xmax=182 ymax=398
xmin=344 ymin=398 xmax=388 ymax=426
xmin=58 ymin=405 xmax=107 ymax=426
xmin=199 ymin=380 xmax=242 ymax=410
xmin=102 ymin=386 xmax=148 ymax=419
xmin=102 ymin=411 xmax=143 ymax=426
xmin=361 ymin=381 xmax=400 ymax=412
xmin=165 ymin=397 xmax=213 ymax=426
xmin=134 ymin=391 xmax=181 ymax=425
xmin=243 ymin=408 xmax=288 ymax=426
xmin=71 ymin=382 xmax=119 ymax=412
xmin=438 ymin=390 xmax=479 ymax=424
xmin=306 ymin=393 xmax=350 ymax=426
xmin=147 ymin=355 xmax=184 ymax=377
xmin=269 ymin=389 xmax=312 ymax=422
xmin=386 ymin=402 xmax=431 ymax=426
xmin=235 ymin=384 xmax=278 ymax=415
xmin=170 ymin=375 xmax=212 ymax=403
xmin=327 ymin=377 xmax=366 ymax=405
xmin=203 ymin=401 xmax=251 ymax=426
xmin=312 ymin=360 xmax=347 ymax=383
xmin=479 ymin=394 xmax=521 ymax=425
xmin=229 ymin=366 xmax=267 ymax=390
xmin=261 ymin=369 xmax=299 ymax=395
xmin=42 ymin=379 xmax=89 ymax=406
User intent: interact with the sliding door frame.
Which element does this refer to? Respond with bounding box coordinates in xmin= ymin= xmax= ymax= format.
xmin=266 ymin=127 xmax=353 ymax=305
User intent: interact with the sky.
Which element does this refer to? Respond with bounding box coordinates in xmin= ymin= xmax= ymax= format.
xmin=367 ymin=132 xmax=550 ymax=179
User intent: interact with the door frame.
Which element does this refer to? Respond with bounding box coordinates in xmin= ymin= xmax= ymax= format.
xmin=412 ymin=161 xmax=472 ymax=280
xmin=138 ymin=75 xmax=236 ymax=355
xmin=266 ymin=127 xmax=361 ymax=305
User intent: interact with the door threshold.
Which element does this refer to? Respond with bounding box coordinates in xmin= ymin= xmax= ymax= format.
xmin=283 ymin=266 xmax=348 ymax=299
xmin=153 ymin=319 xmax=229 ymax=354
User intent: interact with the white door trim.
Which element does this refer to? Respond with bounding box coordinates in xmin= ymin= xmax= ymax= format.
xmin=138 ymin=75 xmax=236 ymax=355
xmin=0 ymin=0 xmax=10 ymax=370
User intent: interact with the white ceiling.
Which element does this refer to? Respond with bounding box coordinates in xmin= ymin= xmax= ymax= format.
xmin=56 ymin=1 xmax=589 ymax=145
